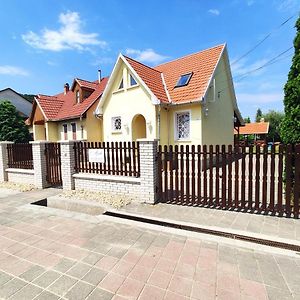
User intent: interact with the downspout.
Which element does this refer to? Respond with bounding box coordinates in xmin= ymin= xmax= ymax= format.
xmin=167 ymin=107 xmax=170 ymax=146
xmin=158 ymin=105 xmax=161 ymax=145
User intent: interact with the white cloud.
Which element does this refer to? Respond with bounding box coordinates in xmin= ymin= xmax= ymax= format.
xmin=276 ymin=0 xmax=300 ymax=11
xmin=208 ymin=9 xmax=220 ymax=16
xmin=236 ymin=92 xmax=283 ymax=104
xmin=22 ymin=11 xmax=107 ymax=52
xmin=125 ymin=48 xmax=169 ymax=64
xmin=0 ymin=65 xmax=29 ymax=76
xmin=47 ymin=61 xmax=58 ymax=66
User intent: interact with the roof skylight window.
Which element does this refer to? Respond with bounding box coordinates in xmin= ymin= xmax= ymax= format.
xmin=175 ymin=72 xmax=193 ymax=87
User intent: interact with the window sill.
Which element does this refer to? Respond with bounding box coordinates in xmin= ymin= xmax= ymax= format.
xmin=112 ymin=88 xmax=125 ymax=94
xmin=111 ymin=130 xmax=122 ymax=134
xmin=127 ymin=84 xmax=139 ymax=91
xmin=175 ymin=139 xmax=191 ymax=142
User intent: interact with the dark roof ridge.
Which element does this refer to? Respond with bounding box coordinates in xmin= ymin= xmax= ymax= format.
xmin=0 ymin=87 xmax=34 ymax=103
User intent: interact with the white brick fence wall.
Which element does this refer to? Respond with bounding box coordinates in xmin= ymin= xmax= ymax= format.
xmin=0 ymin=140 xmax=160 ymax=204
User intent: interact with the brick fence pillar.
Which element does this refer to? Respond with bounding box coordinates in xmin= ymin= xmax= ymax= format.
xmin=138 ymin=140 xmax=159 ymax=204
xmin=0 ymin=141 xmax=13 ymax=182
xmin=60 ymin=140 xmax=75 ymax=190
xmin=31 ymin=141 xmax=49 ymax=189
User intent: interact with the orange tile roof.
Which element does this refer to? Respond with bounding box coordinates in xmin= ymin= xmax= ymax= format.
xmin=124 ymin=56 xmax=169 ymax=103
xmin=234 ymin=122 xmax=269 ymax=135
xmin=124 ymin=44 xmax=225 ymax=104
xmin=35 ymin=77 xmax=108 ymax=121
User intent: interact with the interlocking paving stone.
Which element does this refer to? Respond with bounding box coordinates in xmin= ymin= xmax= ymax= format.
xmin=19 ymin=265 xmax=45 ymax=282
xmin=66 ymin=262 xmax=91 ymax=279
xmin=47 ymin=275 xmax=77 ymax=296
xmin=266 ymin=285 xmax=294 ymax=300
xmin=0 ymin=189 xmax=299 ymax=300
xmin=0 ymin=278 xmax=27 ymax=298
xmin=65 ymin=281 xmax=95 ymax=300
xmin=35 ymin=290 xmax=60 ymax=300
xmin=33 ymin=270 xmax=61 ymax=288
xmin=87 ymin=287 xmax=114 ymax=300
xmin=82 ymin=252 xmax=103 ymax=265
xmin=0 ymin=271 xmax=13 ymax=286
xmin=53 ymin=257 xmax=76 ymax=273
xmin=9 ymin=283 xmax=43 ymax=300
xmin=82 ymin=267 xmax=107 ymax=286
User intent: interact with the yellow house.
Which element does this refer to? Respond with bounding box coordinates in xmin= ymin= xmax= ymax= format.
xmin=96 ymin=43 xmax=244 ymax=146
xmin=27 ymin=76 xmax=108 ymax=142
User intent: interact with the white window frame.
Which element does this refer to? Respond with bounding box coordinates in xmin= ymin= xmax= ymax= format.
xmin=63 ymin=124 xmax=68 ymax=140
xmin=76 ymin=90 xmax=80 ymax=103
xmin=111 ymin=116 xmax=122 ymax=132
xmin=71 ymin=122 xmax=77 ymax=140
xmin=118 ymin=78 xmax=124 ymax=90
xmin=174 ymin=110 xmax=191 ymax=141
xmin=128 ymin=74 xmax=138 ymax=87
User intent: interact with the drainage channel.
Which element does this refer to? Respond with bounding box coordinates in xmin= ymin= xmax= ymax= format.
xmin=104 ymin=211 xmax=300 ymax=253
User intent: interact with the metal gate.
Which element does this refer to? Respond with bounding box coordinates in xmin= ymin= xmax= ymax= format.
xmin=45 ymin=143 xmax=62 ymax=186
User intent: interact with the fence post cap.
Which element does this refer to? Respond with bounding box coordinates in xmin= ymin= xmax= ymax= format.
xmin=0 ymin=141 xmax=14 ymax=144
xmin=30 ymin=140 xmax=52 ymax=144
xmin=58 ymin=140 xmax=76 ymax=145
xmin=137 ymin=139 xmax=159 ymax=144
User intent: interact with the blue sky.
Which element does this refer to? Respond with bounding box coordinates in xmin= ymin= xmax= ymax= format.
xmin=0 ymin=0 xmax=299 ymax=121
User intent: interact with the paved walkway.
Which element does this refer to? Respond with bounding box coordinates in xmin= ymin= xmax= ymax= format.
xmin=0 ymin=189 xmax=300 ymax=299
xmin=119 ymin=202 xmax=300 ymax=245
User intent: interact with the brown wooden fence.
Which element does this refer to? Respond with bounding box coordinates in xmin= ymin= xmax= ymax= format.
xmin=7 ymin=143 xmax=33 ymax=169
xmin=158 ymin=144 xmax=300 ymax=218
xmin=45 ymin=143 xmax=62 ymax=186
xmin=74 ymin=141 xmax=140 ymax=177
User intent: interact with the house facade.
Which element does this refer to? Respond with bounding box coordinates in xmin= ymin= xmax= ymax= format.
xmin=28 ymin=44 xmax=243 ymax=145
xmin=27 ymin=77 xmax=108 ymax=142
xmin=96 ymin=43 xmax=243 ymax=146
xmin=0 ymin=88 xmax=32 ymax=118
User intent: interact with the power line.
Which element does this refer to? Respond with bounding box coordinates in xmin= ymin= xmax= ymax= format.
xmin=231 ymin=14 xmax=296 ymax=66
xmin=214 ymin=48 xmax=293 ymax=95
xmin=234 ymin=46 xmax=293 ymax=82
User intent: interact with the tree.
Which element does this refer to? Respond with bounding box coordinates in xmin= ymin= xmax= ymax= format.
xmin=22 ymin=94 xmax=36 ymax=103
xmin=263 ymin=110 xmax=284 ymax=142
xmin=244 ymin=116 xmax=251 ymax=123
xmin=0 ymin=100 xmax=31 ymax=142
xmin=255 ymin=108 xmax=263 ymax=122
xmin=280 ymin=17 xmax=300 ymax=144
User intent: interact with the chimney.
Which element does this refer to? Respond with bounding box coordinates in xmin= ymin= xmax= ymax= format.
xmin=260 ymin=117 xmax=265 ymax=122
xmin=64 ymin=83 xmax=69 ymax=95
xmin=98 ymin=69 xmax=101 ymax=83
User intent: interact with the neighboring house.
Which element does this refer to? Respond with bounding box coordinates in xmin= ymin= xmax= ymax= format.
xmin=96 ymin=43 xmax=244 ymax=146
xmin=234 ymin=121 xmax=270 ymax=146
xmin=0 ymin=88 xmax=33 ymax=118
xmin=27 ymin=76 xmax=108 ymax=141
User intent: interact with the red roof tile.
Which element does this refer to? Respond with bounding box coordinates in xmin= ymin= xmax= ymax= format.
xmin=74 ymin=78 xmax=98 ymax=90
xmin=123 ymin=44 xmax=225 ymax=104
xmin=234 ymin=122 xmax=269 ymax=135
xmin=36 ymin=77 xmax=108 ymax=121
xmin=155 ymin=44 xmax=225 ymax=103
xmin=124 ymin=56 xmax=169 ymax=103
